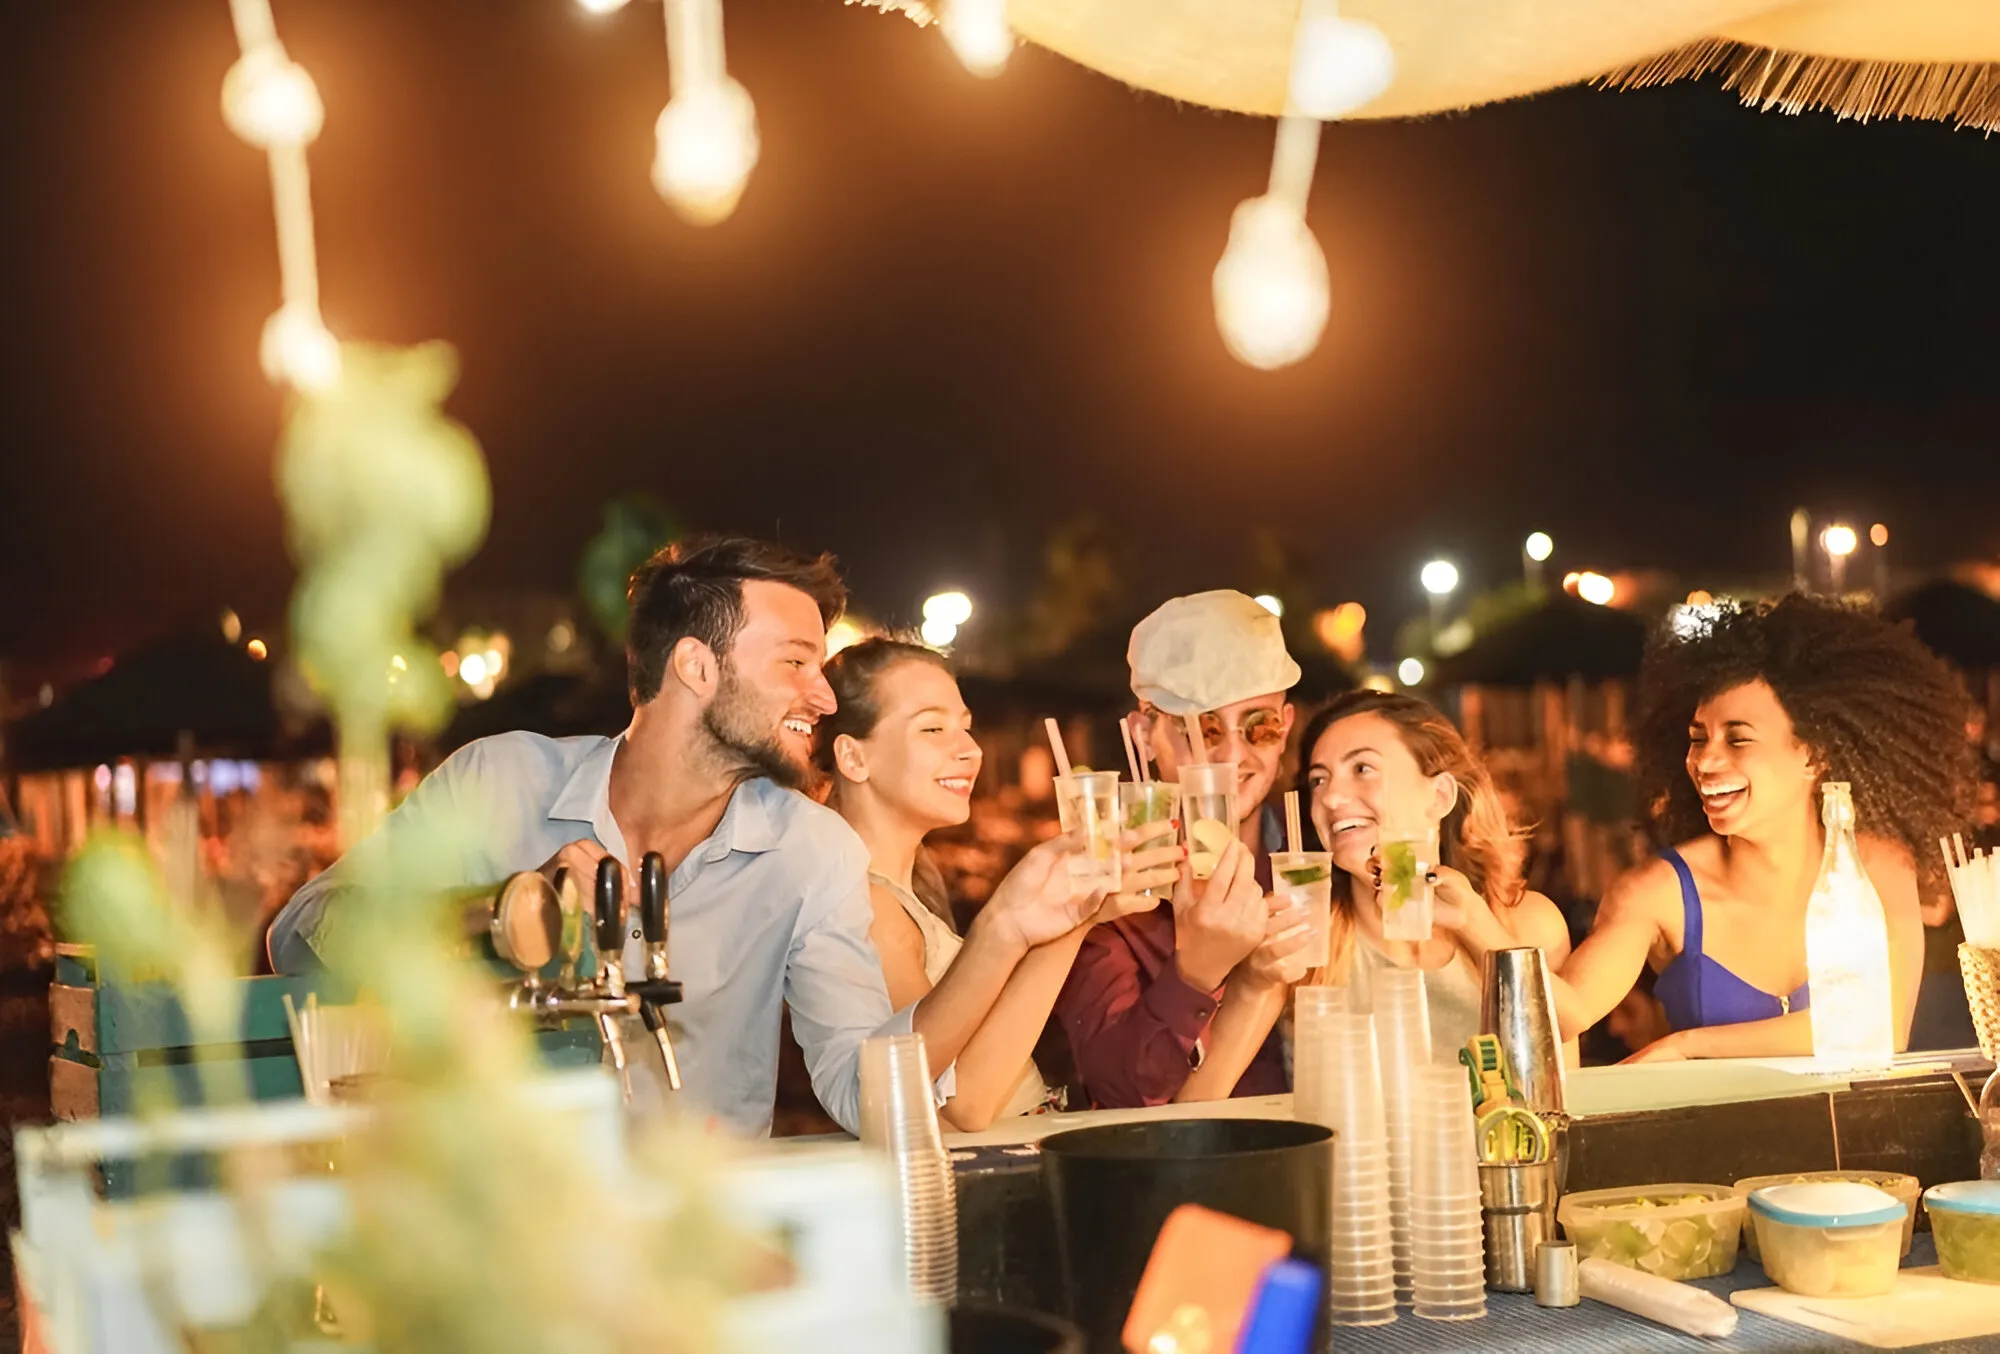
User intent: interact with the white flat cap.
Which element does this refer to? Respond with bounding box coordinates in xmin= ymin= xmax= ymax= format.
xmin=1128 ymin=590 xmax=1302 ymax=716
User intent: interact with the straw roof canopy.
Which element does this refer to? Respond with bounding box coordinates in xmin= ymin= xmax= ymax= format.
xmin=864 ymin=1 xmax=2000 ymax=133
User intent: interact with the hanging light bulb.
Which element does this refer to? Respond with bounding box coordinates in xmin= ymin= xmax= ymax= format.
xmin=651 ymin=78 xmax=760 ymax=226
xmin=576 ymin=0 xmax=633 ymax=12
xmin=1287 ymin=2 xmax=1395 ymax=120
xmin=941 ymin=0 xmax=1013 ymax=78
xmin=259 ymin=302 xmax=341 ymax=392
xmin=221 ymin=45 xmax=324 ymax=150
xmin=1212 ymin=194 xmax=1329 ymax=371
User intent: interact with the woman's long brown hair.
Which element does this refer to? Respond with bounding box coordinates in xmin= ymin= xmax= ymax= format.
xmin=1292 ymin=690 xmax=1530 ymax=980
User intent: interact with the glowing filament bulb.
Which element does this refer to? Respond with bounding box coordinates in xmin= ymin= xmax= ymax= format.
xmin=1212 ymin=195 xmax=1329 ymax=370
xmin=260 ymin=303 xmax=341 ymax=392
xmin=942 ymin=0 xmax=1013 ymax=78
xmin=652 ymin=78 xmax=760 ymax=226
xmin=222 ymin=46 xmax=324 ymax=150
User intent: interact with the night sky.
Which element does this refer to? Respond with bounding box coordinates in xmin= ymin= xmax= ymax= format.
xmin=3 ymin=1 xmax=1997 ymax=673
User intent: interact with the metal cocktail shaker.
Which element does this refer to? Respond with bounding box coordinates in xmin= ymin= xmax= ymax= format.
xmin=1480 ymin=947 xmax=1569 ymax=1189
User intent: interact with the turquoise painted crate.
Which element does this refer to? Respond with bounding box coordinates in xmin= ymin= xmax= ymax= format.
xmin=48 ymin=944 xmax=604 ymax=1194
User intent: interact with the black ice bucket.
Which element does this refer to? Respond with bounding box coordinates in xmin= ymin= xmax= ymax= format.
xmin=1039 ymin=1118 xmax=1333 ymax=1354
xmin=949 ymin=1301 xmax=1085 ymax=1354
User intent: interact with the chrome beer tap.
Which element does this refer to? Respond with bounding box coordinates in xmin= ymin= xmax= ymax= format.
xmin=589 ymin=856 xmax=634 ymax=1099
xmin=631 ymin=851 xmax=684 ymax=1092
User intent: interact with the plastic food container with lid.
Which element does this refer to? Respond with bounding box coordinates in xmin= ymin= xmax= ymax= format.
xmin=1731 ymin=1170 xmax=1920 ymax=1260
xmin=1555 ymin=1184 xmax=1745 ymax=1280
xmin=1747 ymin=1182 xmax=1907 ymax=1297
xmin=1925 ymin=1181 xmax=2000 ymax=1284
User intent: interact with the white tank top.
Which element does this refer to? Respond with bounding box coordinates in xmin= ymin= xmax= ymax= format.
xmin=1351 ymin=933 xmax=1486 ymax=1062
xmin=869 ymin=873 xmax=1053 ymax=1120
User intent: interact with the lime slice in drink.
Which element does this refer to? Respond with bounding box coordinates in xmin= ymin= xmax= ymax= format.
xmin=1279 ymin=864 xmax=1330 ymax=887
xmin=1379 ymin=841 xmax=1419 ymax=911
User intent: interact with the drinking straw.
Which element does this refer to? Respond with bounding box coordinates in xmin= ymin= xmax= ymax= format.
xmin=1044 ymin=717 xmax=1074 ymax=779
xmin=1955 ymin=833 xmax=1969 ymax=871
xmin=1285 ymin=790 xmax=1303 ymax=855
xmin=1119 ymin=716 xmax=1143 ymax=784
xmin=1134 ymin=720 xmax=1156 ymax=783
xmin=1182 ymin=714 xmax=1207 ymax=765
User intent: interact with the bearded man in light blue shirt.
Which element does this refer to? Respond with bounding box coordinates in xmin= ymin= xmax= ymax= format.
xmin=268 ymin=536 xmax=1097 ymax=1137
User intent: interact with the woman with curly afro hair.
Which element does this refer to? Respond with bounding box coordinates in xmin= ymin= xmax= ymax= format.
xmin=1441 ymin=594 xmax=1973 ymax=1061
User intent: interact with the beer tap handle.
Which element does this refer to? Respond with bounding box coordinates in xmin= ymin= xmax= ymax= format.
xmin=640 ymin=852 xmax=668 ymax=962
xmin=636 ymin=851 xmax=682 ymax=1090
xmin=594 ymin=857 xmax=625 ymax=982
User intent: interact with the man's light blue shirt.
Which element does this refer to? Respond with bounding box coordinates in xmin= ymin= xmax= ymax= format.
xmin=266 ymin=730 xmax=915 ymax=1137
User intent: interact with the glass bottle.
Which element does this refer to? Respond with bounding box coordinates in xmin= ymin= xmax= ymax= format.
xmin=1804 ymin=782 xmax=1895 ymax=1072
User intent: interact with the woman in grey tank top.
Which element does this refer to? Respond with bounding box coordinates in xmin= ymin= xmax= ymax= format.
xmin=1293 ymin=692 xmax=1572 ymax=1061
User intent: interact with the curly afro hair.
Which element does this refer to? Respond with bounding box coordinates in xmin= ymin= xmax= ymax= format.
xmin=1635 ymin=594 xmax=1974 ymax=887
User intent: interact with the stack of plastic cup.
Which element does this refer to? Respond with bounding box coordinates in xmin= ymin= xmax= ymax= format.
xmin=1374 ymin=967 xmax=1431 ymax=1304
xmin=1293 ymin=990 xmax=1397 ymax=1327
xmin=859 ymin=1033 xmax=958 ymax=1304
xmin=1409 ymin=1064 xmax=1487 ymax=1321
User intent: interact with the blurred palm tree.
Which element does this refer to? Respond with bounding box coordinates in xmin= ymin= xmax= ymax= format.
xmin=578 ymin=495 xmax=682 ymax=645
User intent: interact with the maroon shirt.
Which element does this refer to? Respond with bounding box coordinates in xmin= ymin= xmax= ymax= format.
xmin=1054 ymin=825 xmax=1290 ymax=1108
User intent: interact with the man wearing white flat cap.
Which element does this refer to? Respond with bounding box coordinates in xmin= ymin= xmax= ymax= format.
xmin=1054 ymin=590 xmax=1315 ymax=1108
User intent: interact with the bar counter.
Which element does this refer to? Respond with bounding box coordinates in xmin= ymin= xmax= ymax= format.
xmin=940 ymin=1055 xmax=1990 ymax=1351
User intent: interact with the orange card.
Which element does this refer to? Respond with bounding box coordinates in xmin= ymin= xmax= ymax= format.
xmin=1122 ymin=1204 xmax=1296 ymax=1354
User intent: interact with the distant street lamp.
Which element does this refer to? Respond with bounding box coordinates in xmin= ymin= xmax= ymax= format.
xmin=1821 ymin=524 xmax=1858 ymax=594
xmin=1420 ymin=559 xmax=1458 ymax=635
xmin=922 ymin=591 xmax=973 ymax=649
xmin=1871 ymin=523 xmax=1891 ymax=598
xmin=1397 ymin=657 xmax=1426 ymax=687
xmin=1523 ymin=531 xmax=1553 ymax=589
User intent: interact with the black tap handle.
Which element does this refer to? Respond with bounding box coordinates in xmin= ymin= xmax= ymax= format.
xmin=594 ymin=857 xmax=624 ymax=957
xmin=640 ymin=851 xmax=668 ymax=945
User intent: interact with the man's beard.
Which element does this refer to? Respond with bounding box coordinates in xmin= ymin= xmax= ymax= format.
xmin=700 ymin=667 xmax=817 ymax=793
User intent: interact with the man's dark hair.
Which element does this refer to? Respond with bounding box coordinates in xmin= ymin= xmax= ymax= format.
xmin=625 ymin=535 xmax=846 ymax=705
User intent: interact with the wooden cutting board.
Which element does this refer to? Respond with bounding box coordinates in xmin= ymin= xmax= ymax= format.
xmin=1733 ymin=1268 xmax=2000 ymax=1348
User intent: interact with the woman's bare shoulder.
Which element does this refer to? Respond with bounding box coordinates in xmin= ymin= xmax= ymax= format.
xmin=1510 ymin=889 xmax=1574 ymax=958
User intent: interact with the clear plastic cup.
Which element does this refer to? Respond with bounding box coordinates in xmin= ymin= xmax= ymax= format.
xmin=859 ymin=1033 xmax=958 ymax=1302
xmin=1116 ymin=781 xmax=1180 ymax=900
xmin=1055 ymin=771 xmax=1123 ymax=893
xmin=1270 ymin=850 xmax=1334 ymax=967
xmin=1378 ymin=828 xmax=1440 ymax=942
xmin=1178 ymin=761 xmax=1240 ymax=881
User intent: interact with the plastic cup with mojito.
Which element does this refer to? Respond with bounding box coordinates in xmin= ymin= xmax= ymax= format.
xmin=1056 ymin=770 xmax=1123 ymax=894
xmin=1377 ymin=829 xmax=1439 ymax=942
xmin=1118 ymin=781 xmax=1181 ymax=900
xmin=1177 ymin=761 xmax=1240 ymax=882
xmin=1270 ymin=850 xmax=1334 ymax=967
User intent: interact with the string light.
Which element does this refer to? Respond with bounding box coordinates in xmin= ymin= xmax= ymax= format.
xmin=1212 ymin=2 xmax=1392 ymax=370
xmin=1212 ymin=182 xmax=1329 ymax=371
xmin=941 ymin=0 xmax=1013 ymax=78
xmin=260 ymin=302 xmax=341 ymax=392
xmin=224 ymin=0 xmax=339 ymax=391
xmin=652 ymin=0 xmax=759 ymax=226
xmin=221 ymin=45 xmax=324 ymax=149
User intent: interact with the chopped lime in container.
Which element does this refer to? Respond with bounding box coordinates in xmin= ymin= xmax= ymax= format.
xmin=1925 ymin=1181 xmax=2000 ymax=1284
xmin=1556 ymin=1184 xmax=1745 ymax=1280
xmin=1748 ymin=1182 xmax=1906 ymax=1297
xmin=1732 ymin=1170 xmax=1920 ymax=1260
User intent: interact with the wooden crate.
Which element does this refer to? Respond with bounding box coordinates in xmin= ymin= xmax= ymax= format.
xmin=49 ymin=944 xmax=604 ymax=1193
